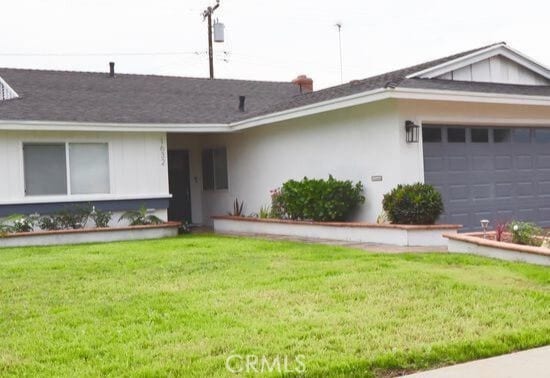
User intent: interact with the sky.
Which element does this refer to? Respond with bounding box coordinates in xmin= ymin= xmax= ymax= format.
xmin=1 ymin=0 xmax=549 ymax=89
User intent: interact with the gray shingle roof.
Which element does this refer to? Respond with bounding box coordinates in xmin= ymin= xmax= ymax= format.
xmin=0 ymin=69 xmax=301 ymax=124
xmin=1 ymin=42 xmax=548 ymax=125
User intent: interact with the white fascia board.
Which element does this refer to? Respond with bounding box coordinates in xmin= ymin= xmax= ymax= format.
xmin=0 ymin=120 xmax=230 ymax=133
xmin=406 ymin=44 xmax=550 ymax=80
xmin=393 ymin=87 xmax=550 ymax=106
xmin=230 ymin=88 xmax=390 ymax=131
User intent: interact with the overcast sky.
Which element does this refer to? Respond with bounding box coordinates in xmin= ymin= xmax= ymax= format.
xmin=2 ymin=0 xmax=549 ymax=89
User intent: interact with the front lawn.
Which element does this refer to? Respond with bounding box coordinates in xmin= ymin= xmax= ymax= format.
xmin=0 ymin=235 xmax=548 ymax=377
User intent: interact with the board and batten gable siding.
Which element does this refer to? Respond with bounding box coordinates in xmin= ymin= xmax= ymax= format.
xmin=195 ymin=99 xmax=421 ymax=224
xmin=0 ymin=130 xmax=169 ymax=213
xmin=436 ymin=55 xmax=550 ymax=86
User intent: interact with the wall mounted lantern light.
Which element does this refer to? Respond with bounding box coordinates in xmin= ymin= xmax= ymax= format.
xmin=405 ymin=120 xmax=420 ymax=143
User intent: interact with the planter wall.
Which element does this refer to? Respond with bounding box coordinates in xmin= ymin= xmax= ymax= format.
xmin=0 ymin=222 xmax=180 ymax=248
xmin=445 ymin=232 xmax=550 ymax=266
xmin=212 ymin=216 xmax=461 ymax=247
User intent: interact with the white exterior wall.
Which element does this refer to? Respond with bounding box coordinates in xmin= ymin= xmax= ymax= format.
xmin=0 ymin=130 xmax=169 ymax=215
xmin=194 ymin=99 xmax=422 ymax=224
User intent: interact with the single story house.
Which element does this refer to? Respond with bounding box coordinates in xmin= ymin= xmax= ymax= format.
xmin=1 ymin=42 xmax=549 ymax=231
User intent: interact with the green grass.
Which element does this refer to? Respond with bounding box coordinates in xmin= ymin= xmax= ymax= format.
xmin=0 ymin=235 xmax=548 ymax=377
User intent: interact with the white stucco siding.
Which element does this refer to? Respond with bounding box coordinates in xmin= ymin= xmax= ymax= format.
xmin=0 ymin=130 xmax=169 ymax=204
xmin=198 ymin=99 xmax=420 ymax=223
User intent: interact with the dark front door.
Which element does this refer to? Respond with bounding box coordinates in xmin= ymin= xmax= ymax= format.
xmin=168 ymin=150 xmax=192 ymax=223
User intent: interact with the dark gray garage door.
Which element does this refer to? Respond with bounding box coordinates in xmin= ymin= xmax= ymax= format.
xmin=423 ymin=125 xmax=550 ymax=230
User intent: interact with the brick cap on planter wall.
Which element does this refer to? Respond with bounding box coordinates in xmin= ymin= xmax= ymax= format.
xmin=444 ymin=231 xmax=550 ymax=257
xmin=0 ymin=221 xmax=182 ymax=239
xmin=212 ymin=216 xmax=461 ymax=230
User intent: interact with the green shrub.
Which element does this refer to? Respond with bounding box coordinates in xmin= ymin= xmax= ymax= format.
xmin=382 ymin=183 xmax=444 ymax=225
xmin=273 ymin=175 xmax=365 ymax=222
xmin=57 ymin=205 xmax=92 ymax=229
xmin=12 ymin=214 xmax=38 ymax=233
xmin=39 ymin=216 xmax=62 ymax=231
xmin=91 ymin=208 xmax=112 ymax=228
xmin=269 ymin=189 xmax=286 ymax=219
xmin=508 ymin=221 xmax=542 ymax=246
xmin=119 ymin=206 xmax=163 ymax=226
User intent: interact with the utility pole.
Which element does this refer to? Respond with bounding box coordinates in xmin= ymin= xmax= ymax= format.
xmin=335 ymin=22 xmax=343 ymax=84
xmin=203 ymin=0 xmax=221 ymax=79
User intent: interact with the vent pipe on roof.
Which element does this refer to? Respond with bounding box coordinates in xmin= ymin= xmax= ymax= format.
xmin=238 ymin=95 xmax=246 ymax=112
xmin=109 ymin=62 xmax=115 ymax=77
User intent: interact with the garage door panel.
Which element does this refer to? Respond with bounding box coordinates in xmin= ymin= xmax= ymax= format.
xmin=515 ymin=155 xmax=533 ymax=169
xmin=537 ymin=155 xmax=550 ymax=168
xmin=495 ymin=156 xmax=513 ymax=170
xmin=423 ymin=126 xmax=549 ymax=230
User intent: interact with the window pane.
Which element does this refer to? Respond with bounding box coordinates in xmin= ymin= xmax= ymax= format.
xmin=535 ymin=129 xmax=550 ymax=143
xmin=493 ymin=129 xmax=511 ymax=143
xmin=202 ymin=150 xmax=214 ymax=190
xmin=69 ymin=143 xmax=110 ymax=194
xmin=471 ymin=128 xmax=489 ymax=143
xmin=422 ymin=127 xmax=442 ymax=143
xmin=513 ymin=129 xmax=530 ymax=143
xmin=214 ymin=148 xmax=228 ymax=190
xmin=24 ymin=144 xmax=67 ymax=196
xmin=447 ymin=128 xmax=465 ymax=143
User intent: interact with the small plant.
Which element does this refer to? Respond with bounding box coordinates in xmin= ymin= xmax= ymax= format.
xmin=90 ymin=207 xmax=112 ymax=228
xmin=258 ymin=205 xmax=271 ymax=219
xmin=376 ymin=210 xmax=390 ymax=225
xmin=12 ymin=214 xmax=38 ymax=233
xmin=228 ymin=198 xmax=245 ymax=217
xmin=39 ymin=215 xmax=62 ymax=231
xmin=494 ymin=220 xmax=508 ymax=242
xmin=178 ymin=222 xmax=191 ymax=235
xmin=382 ymin=183 xmax=444 ymax=225
xmin=542 ymin=233 xmax=550 ymax=249
xmin=508 ymin=221 xmax=542 ymax=246
xmin=273 ymin=176 xmax=365 ymax=222
xmin=57 ymin=205 xmax=92 ymax=229
xmin=0 ymin=214 xmax=26 ymax=235
xmin=269 ymin=188 xmax=286 ymax=219
xmin=119 ymin=206 xmax=163 ymax=226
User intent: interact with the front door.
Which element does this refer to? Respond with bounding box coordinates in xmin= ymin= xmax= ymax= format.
xmin=168 ymin=150 xmax=192 ymax=223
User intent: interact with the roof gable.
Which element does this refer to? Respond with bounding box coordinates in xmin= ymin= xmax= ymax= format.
xmin=407 ymin=43 xmax=550 ymax=85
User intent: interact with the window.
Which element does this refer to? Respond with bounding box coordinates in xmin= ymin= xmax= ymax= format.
xmin=202 ymin=147 xmax=228 ymax=190
xmin=422 ymin=127 xmax=442 ymax=143
xmin=493 ymin=129 xmax=511 ymax=143
xmin=23 ymin=144 xmax=67 ymax=195
xmin=69 ymin=144 xmax=110 ymax=194
xmin=447 ymin=128 xmax=466 ymax=143
xmin=23 ymin=142 xmax=110 ymax=196
xmin=471 ymin=128 xmax=489 ymax=143
xmin=513 ymin=129 xmax=530 ymax=143
xmin=535 ymin=129 xmax=550 ymax=143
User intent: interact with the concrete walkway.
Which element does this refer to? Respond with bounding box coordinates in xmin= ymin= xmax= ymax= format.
xmin=401 ymin=346 xmax=550 ymax=377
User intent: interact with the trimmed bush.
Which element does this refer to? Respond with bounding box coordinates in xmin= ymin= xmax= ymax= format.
xmin=508 ymin=221 xmax=542 ymax=246
xmin=382 ymin=183 xmax=444 ymax=225
xmin=273 ymin=175 xmax=365 ymax=222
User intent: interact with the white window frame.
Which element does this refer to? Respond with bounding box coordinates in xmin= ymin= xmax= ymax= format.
xmin=22 ymin=141 xmax=112 ymax=197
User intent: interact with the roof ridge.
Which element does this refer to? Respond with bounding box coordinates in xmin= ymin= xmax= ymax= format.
xmin=0 ymin=66 xmax=295 ymax=85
